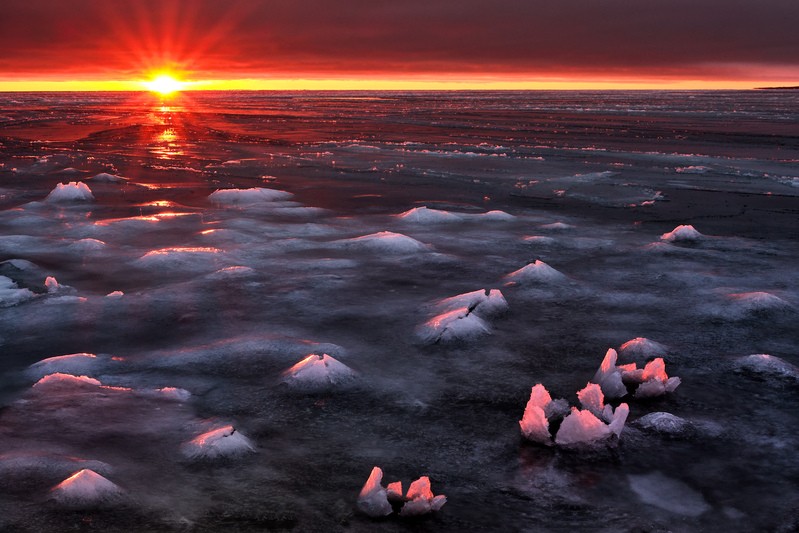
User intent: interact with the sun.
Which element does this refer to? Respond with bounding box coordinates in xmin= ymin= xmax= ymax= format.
xmin=143 ymin=74 xmax=186 ymax=95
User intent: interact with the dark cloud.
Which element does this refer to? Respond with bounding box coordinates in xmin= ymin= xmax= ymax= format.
xmin=0 ymin=0 xmax=797 ymax=80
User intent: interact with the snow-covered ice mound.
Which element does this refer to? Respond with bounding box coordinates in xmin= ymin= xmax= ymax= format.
xmin=634 ymin=412 xmax=692 ymax=436
xmin=0 ymin=275 xmax=35 ymax=307
xmin=504 ymin=260 xmax=567 ymax=285
xmin=88 ymin=172 xmax=127 ymax=183
xmin=51 ymin=469 xmax=123 ymax=506
xmin=727 ymin=291 xmax=793 ymax=315
xmin=67 ymin=238 xmax=106 ymax=252
xmin=628 ymin=472 xmax=710 ymax=517
xmin=619 ymin=337 xmax=669 ymax=362
xmin=435 ymin=288 xmax=508 ymax=318
xmin=45 ymin=182 xmax=94 ymax=203
xmin=735 ymin=354 xmax=799 ymax=380
xmin=475 ymin=210 xmax=515 ymax=221
xmin=417 ymin=307 xmax=491 ymax=344
xmin=396 ymin=206 xmax=462 ymax=223
xmin=281 ymin=353 xmax=356 ymax=391
xmin=336 ymin=231 xmax=430 ymax=254
xmin=26 ymin=353 xmax=103 ymax=380
xmin=134 ymin=247 xmax=223 ymax=271
xmin=33 ymin=373 xmax=102 ymax=390
xmin=357 ymin=466 xmax=393 ymax=517
xmin=182 ymin=425 xmax=255 ymax=460
xmin=539 ymin=222 xmax=574 ymax=231
xmin=399 ymin=476 xmax=447 ymax=517
xmin=660 ymin=224 xmax=702 ymax=243
xmin=592 ymin=348 xmax=680 ymax=399
xmin=209 ymin=187 xmax=293 ymax=205
xmin=0 ymin=453 xmax=111 ymax=484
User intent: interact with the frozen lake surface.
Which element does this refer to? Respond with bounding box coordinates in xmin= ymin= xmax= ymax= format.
xmin=0 ymin=90 xmax=798 ymax=531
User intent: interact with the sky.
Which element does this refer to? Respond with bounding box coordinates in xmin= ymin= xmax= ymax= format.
xmin=0 ymin=0 xmax=798 ymax=90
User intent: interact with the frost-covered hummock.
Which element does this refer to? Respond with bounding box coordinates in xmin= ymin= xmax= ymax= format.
xmin=281 ymin=353 xmax=356 ymax=391
xmin=435 ymin=288 xmax=508 ymax=318
xmin=51 ymin=469 xmax=123 ymax=505
xmin=209 ymin=187 xmax=293 ymax=205
xmin=27 ymin=353 xmax=99 ymax=380
xmin=735 ymin=354 xmax=799 ymax=380
xmin=727 ymin=291 xmax=793 ymax=315
xmin=504 ymin=260 xmax=567 ymax=284
xmin=356 ymin=466 xmax=393 ymax=517
xmin=540 ymin=222 xmax=574 ymax=231
xmin=33 ymin=373 xmax=102 ymax=389
xmin=399 ymin=476 xmax=447 ymax=516
xmin=634 ymin=412 xmax=691 ymax=435
xmin=660 ymin=224 xmax=702 ymax=243
xmin=417 ymin=307 xmax=491 ymax=344
xmin=88 ymin=172 xmax=127 ymax=183
xmin=476 ymin=210 xmax=515 ymax=221
xmin=619 ymin=337 xmax=669 ymax=362
xmin=0 ymin=275 xmax=34 ymax=307
xmin=337 ymin=231 xmax=430 ymax=254
xmin=396 ymin=206 xmax=462 ymax=223
xmin=45 ymin=182 xmax=94 ymax=202
xmin=182 ymin=425 xmax=255 ymax=460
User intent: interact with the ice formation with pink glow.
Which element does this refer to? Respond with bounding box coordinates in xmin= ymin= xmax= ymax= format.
xmin=735 ymin=353 xmax=799 ymax=380
xmin=88 ymin=172 xmax=127 ymax=183
xmin=338 ymin=231 xmax=430 ymax=254
xmin=592 ymin=348 xmax=680 ymax=399
xmin=400 ymin=476 xmax=447 ymax=516
xmin=435 ymin=288 xmax=509 ymax=318
xmin=44 ymin=181 xmax=94 ymax=203
xmin=281 ymin=353 xmax=356 ymax=391
xmin=504 ymin=260 xmax=567 ymax=284
xmin=396 ymin=206 xmax=463 ymax=223
xmin=33 ymin=373 xmax=102 ymax=389
xmin=417 ymin=307 xmax=491 ymax=344
xmin=619 ymin=337 xmax=669 ymax=362
xmin=182 ymin=425 xmax=255 ymax=460
xmin=660 ymin=224 xmax=702 ymax=242
xmin=356 ymin=466 xmax=393 ymax=517
xmin=51 ymin=469 xmax=122 ymax=505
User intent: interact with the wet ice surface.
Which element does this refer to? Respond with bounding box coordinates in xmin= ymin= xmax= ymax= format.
xmin=0 ymin=90 xmax=798 ymax=532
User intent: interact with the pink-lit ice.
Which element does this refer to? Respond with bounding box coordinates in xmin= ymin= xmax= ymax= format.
xmin=592 ymin=349 xmax=628 ymax=399
xmin=396 ymin=206 xmax=462 ymax=223
xmin=619 ymin=337 xmax=669 ymax=362
xmin=44 ymin=182 xmax=94 ymax=203
xmin=504 ymin=260 xmax=567 ymax=284
xmin=281 ymin=353 xmax=356 ymax=391
xmin=554 ymin=403 xmax=629 ymax=446
xmin=435 ymin=288 xmax=508 ymax=318
xmin=594 ymin=349 xmax=680 ymax=399
xmin=33 ymin=373 xmax=102 ymax=389
xmin=519 ymin=384 xmax=555 ymax=445
xmin=51 ymin=469 xmax=123 ymax=505
xmin=660 ymin=224 xmax=702 ymax=242
xmin=27 ymin=353 xmax=99 ymax=380
xmin=399 ymin=476 xmax=447 ymax=516
xmin=88 ymin=172 xmax=128 ymax=183
xmin=356 ymin=466 xmax=393 ymax=517
xmin=576 ymin=383 xmax=614 ymax=422
xmin=417 ymin=307 xmax=491 ymax=344
xmin=182 ymin=425 xmax=255 ymax=460
xmin=209 ymin=187 xmax=294 ymax=205
xmin=338 ymin=231 xmax=430 ymax=254
xmin=727 ymin=291 xmax=793 ymax=314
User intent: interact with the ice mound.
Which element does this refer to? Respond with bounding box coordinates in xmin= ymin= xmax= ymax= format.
xmin=0 ymin=453 xmax=111 ymax=482
xmin=735 ymin=354 xmax=799 ymax=380
xmin=396 ymin=206 xmax=462 ymax=223
xmin=281 ymin=353 xmax=357 ymax=391
xmin=44 ymin=182 xmax=94 ymax=203
xmin=105 ymin=290 xmax=124 ymax=298
xmin=540 ymin=222 xmax=574 ymax=231
xmin=435 ymin=288 xmax=509 ymax=318
xmin=400 ymin=476 xmax=447 ymax=517
xmin=67 ymin=238 xmax=106 ymax=251
xmin=357 ymin=466 xmax=393 ymax=517
xmin=88 ymin=172 xmax=127 ymax=183
xmin=0 ymin=275 xmax=35 ymax=307
xmin=476 ymin=210 xmax=515 ymax=221
xmin=134 ymin=247 xmax=222 ymax=270
xmin=206 ymin=266 xmax=257 ymax=280
xmin=337 ymin=231 xmax=430 ymax=254
xmin=357 ymin=467 xmax=446 ymax=518
xmin=417 ymin=307 xmax=491 ymax=344
xmin=727 ymin=291 xmax=793 ymax=315
xmin=27 ymin=353 xmax=100 ymax=380
xmin=504 ymin=260 xmax=567 ymax=285
xmin=45 ymin=276 xmax=62 ymax=293
xmin=523 ymin=235 xmax=557 ymax=246
xmin=576 ymin=383 xmax=615 ymax=422
xmin=628 ymin=472 xmax=710 ymax=517
xmin=51 ymin=469 xmax=123 ymax=506
xmin=635 ymin=412 xmax=691 ymax=435
xmin=33 ymin=373 xmax=102 ymax=389
xmin=209 ymin=187 xmax=293 ymax=205
xmin=182 ymin=425 xmax=255 ymax=460
xmin=660 ymin=224 xmax=702 ymax=243
xmin=591 ymin=349 xmax=629 ymax=399
xmin=619 ymin=337 xmax=669 ymax=362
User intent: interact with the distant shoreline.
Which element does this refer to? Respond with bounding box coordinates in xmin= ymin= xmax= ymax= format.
xmin=755 ymin=86 xmax=799 ymax=90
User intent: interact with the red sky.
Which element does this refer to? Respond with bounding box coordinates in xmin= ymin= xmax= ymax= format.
xmin=1 ymin=0 xmax=797 ymax=87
